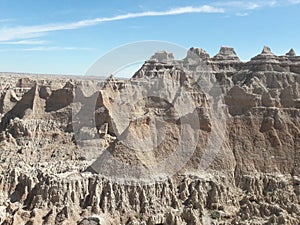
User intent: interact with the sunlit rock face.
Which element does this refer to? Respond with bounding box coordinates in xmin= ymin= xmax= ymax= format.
xmin=0 ymin=46 xmax=300 ymax=224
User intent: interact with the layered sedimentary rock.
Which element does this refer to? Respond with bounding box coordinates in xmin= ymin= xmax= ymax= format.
xmin=0 ymin=46 xmax=300 ymax=224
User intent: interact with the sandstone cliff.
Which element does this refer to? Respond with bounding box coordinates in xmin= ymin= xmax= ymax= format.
xmin=0 ymin=46 xmax=299 ymax=224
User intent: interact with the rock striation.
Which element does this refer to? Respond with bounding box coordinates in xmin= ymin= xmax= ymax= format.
xmin=0 ymin=46 xmax=300 ymax=224
xmin=213 ymin=46 xmax=240 ymax=62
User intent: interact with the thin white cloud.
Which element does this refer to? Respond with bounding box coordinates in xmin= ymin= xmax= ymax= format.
xmin=0 ymin=18 xmax=14 ymax=23
xmin=247 ymin=3 xmax=260 ymax=9
xmin=288 ymin=0 xmax=300 ymax=3
xmin=0 ymin=5 xmax=224 ymax=41
xmin=23 ymin=46 xmax=94 ymax=51
xmin=0 ymin=46 xmax=93 ymax=52
xmin=215 ymin=0 xmax=277 ymax=11
xmin=214 ymin=0 xmax=300 ymax=16
xmin=0 ymin=1 xmax=299 ymax=42
xmin=214 ymin=1 xmax=261 ymax=10
xmin=214 ymin=0 xmax=300 ymax=10
xmin=236 ymin=12 xmax=249 ymax=16
xmin=0 ymin=39 xmax=47 ymax=45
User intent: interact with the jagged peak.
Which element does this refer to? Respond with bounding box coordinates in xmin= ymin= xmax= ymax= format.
xmin=213 ymin=46 xmax=240 ymax=62
xmin=250 ymin=46 xmax=278 ymax=63
xmin=150 ymin=51 xmax=174 ymax=63
xmin=261 ymin=46 xmax=274 ymax=55
xmin=186 ymin=47 xmax=210 ymax=60
xmin=218 ymin=46 xmax=237 ymax=55
xmin=63 ymin=80 xmax=74 ymax=89
xmin=286 ymin=48 xmax=296 ymax=57
xmin=107 ymin=74 xmax=116 ymax=81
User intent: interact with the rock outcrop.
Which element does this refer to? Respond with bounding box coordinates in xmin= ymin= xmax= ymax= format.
xmin=0 ymin=46 xmax=300 ymax=224
xmin=213 ymin=46 xmax=240 ymax=62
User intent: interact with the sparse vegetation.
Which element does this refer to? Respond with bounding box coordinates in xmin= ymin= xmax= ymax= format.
xmin=210 ymin=210 xmax=221 ymax=220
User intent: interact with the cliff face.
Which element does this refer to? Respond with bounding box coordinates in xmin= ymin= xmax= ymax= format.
xmin=0 ymin=46 xmax=300 ymax=225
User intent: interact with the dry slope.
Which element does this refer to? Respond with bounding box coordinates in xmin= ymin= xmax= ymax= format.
xmin=0 ymin=46 xmax=299 ymax=224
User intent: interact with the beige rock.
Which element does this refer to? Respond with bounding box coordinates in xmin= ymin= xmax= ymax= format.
xmin=0 ymin=46 xmax=300 ymax=224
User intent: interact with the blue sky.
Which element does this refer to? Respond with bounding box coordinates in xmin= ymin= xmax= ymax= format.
xmin=0 ymin=0 xmax=299 ymax=75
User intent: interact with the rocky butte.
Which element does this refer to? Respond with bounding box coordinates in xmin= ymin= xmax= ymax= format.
xmin=0 ymin=46 xmax=300 ymax=224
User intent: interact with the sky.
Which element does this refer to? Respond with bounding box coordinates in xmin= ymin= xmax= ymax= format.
xmin=0 ymin=0 xmax=299 ymax=76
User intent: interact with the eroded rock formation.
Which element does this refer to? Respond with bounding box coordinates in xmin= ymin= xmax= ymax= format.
xmin=0 ymin=46 xmax=299 ymax=224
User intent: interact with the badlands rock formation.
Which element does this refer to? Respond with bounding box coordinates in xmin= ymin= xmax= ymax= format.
xmin=0 ymin=46 xmax=300 ymax=224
